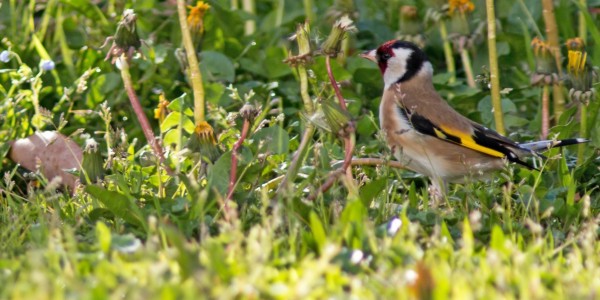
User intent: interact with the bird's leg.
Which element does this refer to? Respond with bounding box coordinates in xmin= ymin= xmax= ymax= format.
xmin=428 ymin=179 xmax=447 ymax=207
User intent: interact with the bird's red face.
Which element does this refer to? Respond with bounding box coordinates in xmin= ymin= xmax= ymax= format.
xmin=360 ymin=40 xmax=397 ymax=74
xmin=361 ymin=40 xmax=429 ymax=88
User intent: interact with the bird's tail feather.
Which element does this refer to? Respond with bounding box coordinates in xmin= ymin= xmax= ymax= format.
xmin=519 ymin=138 xmax=589 ymax=152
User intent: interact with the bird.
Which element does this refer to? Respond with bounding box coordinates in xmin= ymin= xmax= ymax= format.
xmin=360 ymin=40 xmax=587 ymax=195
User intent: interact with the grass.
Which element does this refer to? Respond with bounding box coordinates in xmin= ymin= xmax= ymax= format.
xmin=1 ymin=0 xmax=599 ymax=298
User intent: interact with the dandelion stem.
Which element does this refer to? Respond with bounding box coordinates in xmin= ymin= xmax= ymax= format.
xmin=577 ymin=104 xmax=587 ymax=165
xmin=486 ymin=0 xmax=505 ymax=135
xmin=227 ymin=118 xmax=250 ymax=202
xmin=280 ymin=22 xmax=314 ymax=192
xmin=326 ymin=56 xmax=347 ymax=110
xmin=309 ymin=55 xmax=356 ymax=200
xmin=119 ymin=56 xmax=168 ymax=168
xmin=440 ymin=21 xmax=456 ymax=84
xmin=541 ymin=85 xmax=550 ymax=139
xmin=578 ymin=0 xmax=588 ymax=41
xmin=460 ymin=48 xmax=476 ymax=88
xmin=541 ymin=0 xmax=564 ymax=120
xmin=303 ymin=0 xmax=315 ymax=23
xmin=242 ymin=0 xmax=256 ymax=35
xmin=176 ymin=0 xmax=206 ymax=124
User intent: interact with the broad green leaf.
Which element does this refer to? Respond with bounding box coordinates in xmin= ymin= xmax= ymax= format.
xmin=160 ymin=111 xmax=195 ymax=134
xmin=199 ymin=51 xmax=235 ymax=82
xmin=252 ymin=126 xmax=289 ymax=154
xmin=86 ymin=185 xmax=148 ymax=231
xmin=309 ymin=212 xmax=327 ymax=253
xmin=358 ymin=178 xmax=386 ymax=206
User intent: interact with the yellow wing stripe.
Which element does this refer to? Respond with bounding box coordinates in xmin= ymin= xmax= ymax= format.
xmin=439 ymin=126 xmax=505 ymax=158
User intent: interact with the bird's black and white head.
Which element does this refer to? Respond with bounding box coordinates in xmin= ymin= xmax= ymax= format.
xmin=361 ymin=40 xmax=432 ymax=89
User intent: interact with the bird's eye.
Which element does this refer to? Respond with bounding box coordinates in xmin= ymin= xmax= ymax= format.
xmin=380 ymin=53 xmax=392 ymax=61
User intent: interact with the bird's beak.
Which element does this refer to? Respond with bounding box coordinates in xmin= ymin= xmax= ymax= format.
xmin=360 ymin=49 xmax=377 ymax=63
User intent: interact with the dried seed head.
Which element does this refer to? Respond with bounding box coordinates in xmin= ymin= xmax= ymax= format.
xmin=104 ymin=9 xmax=142 ymax=63
xmin=239 ymin=103 xmax=259 ymax=122
xmin=321 ymin=99 xmax=353 ymax=137
xmin=530 ymin=37 xmax=558 ymax=85
xmin=321 ymin=15 xmax=356 ymax=57
xmin=81 ymin=138 xmax=104 ymax=184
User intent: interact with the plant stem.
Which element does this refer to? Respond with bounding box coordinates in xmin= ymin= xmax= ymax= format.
xmin=577 ymin=104 xmax=587 ymax=165
xmin=325 ymin=55 xmax=354 ymax=171
xmin=326 ymin=56 xmax=347 ymax=110
xmin=303 ymin=0 xmax=315 ymax=23
xmin=176 ymin=0 xmax=206 ymax=124
xmin=280 ymin=124 xmax=315 ymax=190
xmin=309 ymin=55 xmax=356 ymax=199
xmin=119 ymin=56 xmax=167 ymax=167
xmin=275 ymin=0 xmax=284 ymax=27
xmin=347 ymin=158 xmax=406 ymax=169
xmin=440 ymin=21 xmax=456 ymax=84
xmin=280 ymin=22 xmax=314 ymax=191
xmin=576 ymin=0 xmax=587 ymax=163
xmin=541 ymin=0 xmax=564 ymax=121
xmin=541 ymin=85 xmax=550 ymax=139
xmin=242 ymin=0 xmax=256 ymax=35
xmin=460 ymin=48 xmax=476 ymax=88
xmin=227 ymin=118 xmax=250 ymax=201
xmin=486 ymin=0 xmax=505 ymax=135
xmin=578 ymin=0 xmax=588 ymax=41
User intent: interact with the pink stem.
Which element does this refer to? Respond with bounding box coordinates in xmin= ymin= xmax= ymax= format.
xmin=326 ymin=56 xmax=347 ymax=110
xmin=226 ymin=119 xmax=251 ymax=201
xmin=120 ymin=57 xmax=172 ymax=174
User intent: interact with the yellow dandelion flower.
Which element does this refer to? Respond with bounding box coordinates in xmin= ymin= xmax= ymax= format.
xmin=188 ymin=1 xmax=211 ymax=35
xmin=448 ymin=0 xmax=475 ymax=15
xmin=154 ymin=93 xmax=170 ymax=123
xmin=566 ymin=37 xmax=585 ymax=51
xmin=194 ymin=121 xmax=216 ymax=145
xmin=568 ymin=50 xmax=587 ymax=75
xmin=531 ymin=37 xmax=550 ymax=57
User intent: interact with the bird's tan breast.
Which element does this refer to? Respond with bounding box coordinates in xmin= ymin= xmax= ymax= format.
xmin=379 ymin=86 xmax=505 ymax=181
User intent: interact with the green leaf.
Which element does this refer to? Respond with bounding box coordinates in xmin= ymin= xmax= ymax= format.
xmin=461 ymin=217 xmax=474 ymax=255
xmin=199 ymin=51 xmax=235 ymax=82
xmin=95 ymin=221 xmax=111 ymax=254
xmin=207 ymin=151 xmax=232 ymax=196
xmin=359 ymin=178 xmax=386 ymax=206
xmin=86 ymin=185 xmax=148 ymax=231
xmin=160 ymin=111 xmax=195 ymax=134
xmin=490 ymin=225 xmax=505 ymax=253
xmin=252 ymin=126 xmax=289 ymax=154
xmin=61 ymin=0 xmax=108 ymax=26
xmin=309 ymin=212 xmax=327 ymax=253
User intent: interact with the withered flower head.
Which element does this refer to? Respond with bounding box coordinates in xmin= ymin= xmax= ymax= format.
xmin=321 ymin=99 xmax=353 ymax=137
xmin=401 ymin=5 xmax=418 ymax=18
xmin=104 ymin=9 xmax=142 ymax=63
xmin=530 ymin=37 xmax=558 ymax=85
xmin=398 ymin=5 xmax=424 ymax=46
xmin=321 ymin=15 xmax=356 ymax=57
xmin=80 ymin=138 xmax=104 ymax=184
xmin=239 ymin=103 xmax=259 ymax=122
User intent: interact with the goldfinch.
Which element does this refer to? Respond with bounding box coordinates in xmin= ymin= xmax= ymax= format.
xmin=361 ymin=40 xmax=586 ymax=191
